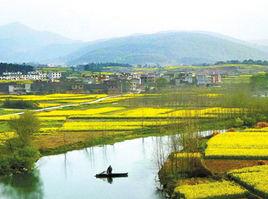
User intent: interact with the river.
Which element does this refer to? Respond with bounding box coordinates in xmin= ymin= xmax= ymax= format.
xmin=0 ymin=136 xmax=172 ymax=199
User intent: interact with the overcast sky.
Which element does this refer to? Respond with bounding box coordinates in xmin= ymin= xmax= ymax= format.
xmin=0 ymin=0 xmax=267 ymax=41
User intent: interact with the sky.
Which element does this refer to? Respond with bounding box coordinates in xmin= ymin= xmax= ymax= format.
xmin=0 ymin=0 xmax=268 ymax=41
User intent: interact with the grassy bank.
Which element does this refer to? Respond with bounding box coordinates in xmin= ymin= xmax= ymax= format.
xmin=35 ymin=117 xmax=235 ymax=156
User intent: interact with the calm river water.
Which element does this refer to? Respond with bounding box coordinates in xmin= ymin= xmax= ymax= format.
xmin=0 ymin=136 xmax=172 ymax=199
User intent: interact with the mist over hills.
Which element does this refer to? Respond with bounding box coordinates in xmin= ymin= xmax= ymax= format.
xmin=66 ymin=31 xmax=268 ymax=65
xmin=0 ymin=22 xmax=268 ymax=65
xmin=0 ymin=22 xmax=84 ymax=63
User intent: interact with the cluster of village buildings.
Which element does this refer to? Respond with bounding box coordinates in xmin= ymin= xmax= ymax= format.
xmin=0 ymin=71 xmax=62 ymax=81
xmin=0 ymin=69 xmax=222 ymax=94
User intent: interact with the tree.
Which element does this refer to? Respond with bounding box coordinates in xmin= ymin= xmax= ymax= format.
xmin=0 ymin=111 xmax=41 ymax=174
xmin=8 ymin=111 xmax=40 ymax=145
xmin=155 ymin=78 xmax=168 ymax=89
xmin=0 ymin=63 xmax=34 ymax=75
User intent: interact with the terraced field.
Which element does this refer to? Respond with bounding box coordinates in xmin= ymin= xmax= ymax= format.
xmin=229 ymin=165 xmax=268 ymax=198
xmin=35 ymin=106 xmax=241 ymax=119
xmin=205 ymin=132 xmax=268 ymax=159
xmin=171 ymin=130 xmax=268 ymax=199
xmin=0 ymin=92 xmax=246 ymax=155
xmin=175 ymin=180 xmax=249 ymax=199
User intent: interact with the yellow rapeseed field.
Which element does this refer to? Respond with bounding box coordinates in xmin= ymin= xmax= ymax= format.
xmin=174 ymin=152 xmax=201 ymax=158
xmin=97 ymin=93 xmax=147 ymax=104
xmin=0 ymin=93 xmax=107 ymax=102
xmin=38 ymin=103 xmax=61 ymax=108
xmin=199 ymin=93 xmax=223 ymax=98
xmin=229 ymin=165 xmax=268 ymax=196
xmin=113 ymin=107 xmax=241 ymax=118
xmin=117 ymin=107 xmax=172 ymax=117
xmin=62 ymin=120 xmax=170 ymax=131
xmin=169 ymin=107 xmax=241 ymax=118
xmin=175 ymin=180 xmax=248 ymax=199
xmin=205 ymin=132 xmax=268 ymax=159
xmin=37 ymin=107 xmax=125 ymax=117
xmin=38 ymin=116 xmax=67 ymax=121
xmin=246 ymin=127 xmax=268 ymax=132
xmin=36 ymin=106 xmax=242 ymax=119
xmin=0 ymin=115 xmax=19 ymax=121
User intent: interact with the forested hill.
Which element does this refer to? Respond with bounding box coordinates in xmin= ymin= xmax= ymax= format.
xmin=66 ymin=32 xmax=268 ymax=65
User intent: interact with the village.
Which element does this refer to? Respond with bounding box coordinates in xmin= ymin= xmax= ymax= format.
xmin=0 ymin=66 xmax=224 ymax=94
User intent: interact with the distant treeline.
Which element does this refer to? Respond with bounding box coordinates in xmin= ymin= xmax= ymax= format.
xmin=215 ymin=59 xmax=268 ymax=65
xmin=78 ymin=63 xmax=132 ymax=71
xmin=0 ymin=63 xmax=34 ymax=75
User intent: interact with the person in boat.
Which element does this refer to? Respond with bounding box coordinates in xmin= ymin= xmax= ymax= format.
xmin=107 ymin=165 xmax=112 ymax=175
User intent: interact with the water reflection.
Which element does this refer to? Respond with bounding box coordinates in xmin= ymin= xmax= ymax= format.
xmin=107 ymin=177 xmax=113 ymax=184
xmin=0 ymin=131 xmax=220 ymax=199
xmin=0 ymin=136 xmax=173 ymax=199
xmin=0 ymin=171 xmax=43 ymax=199
xmin=84 ymin=147 xmax=96 ymax=169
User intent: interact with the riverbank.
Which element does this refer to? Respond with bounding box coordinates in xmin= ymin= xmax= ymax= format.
xmin=0 ymin=100 xmax=240 ymax=177
xmin=35 ymin=127 xmax=164 ymax=156
xmin=0 ymin=109 xmax=236 ymax=177
xmin=159 ymin=126 xmax=268 ymax=198
xmin=34 ymin=118 xmax=234 ymax=156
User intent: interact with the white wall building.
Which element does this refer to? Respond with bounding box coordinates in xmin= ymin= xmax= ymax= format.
xmin=0 ymin=71 xmax=62 ymax=81
xmin=47 ymin=72 xmax=62 ymax=80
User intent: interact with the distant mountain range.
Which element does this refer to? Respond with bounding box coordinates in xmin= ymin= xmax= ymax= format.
xmin=0 ymin=22 xmax=268 ymax=65
xmin=0 ymin=22 xmax=85 ymax=63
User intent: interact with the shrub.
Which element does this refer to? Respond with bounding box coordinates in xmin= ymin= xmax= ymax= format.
xmin=0 ymin=145 xmax=40 ymax=174
xmin=8 ymin=111 xmax=40 ymax=145
xmin=0 ymin=156 xmax=11 ymax=175
xmin=3 ymin=99 xmax=38 ymax=109
xmin=14 ymin=146 xmax=40 ymax=171
xmin=234 ymin=117 xmax=244 ymax=127
xmin=242 ymin=116 xmax=256 ymax=127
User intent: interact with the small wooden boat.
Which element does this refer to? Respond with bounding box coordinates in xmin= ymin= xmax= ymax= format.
xmin=95 ymin=172 xmax=128 ymax=178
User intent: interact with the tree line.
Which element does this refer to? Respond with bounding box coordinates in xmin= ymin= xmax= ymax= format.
xmin=78 ymin=62 xmax=132 ymax=71
xmin=0 ymin=63 xmax=34 ymax=75
xmin=215 ymin=59 xmax=268 ymax=65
